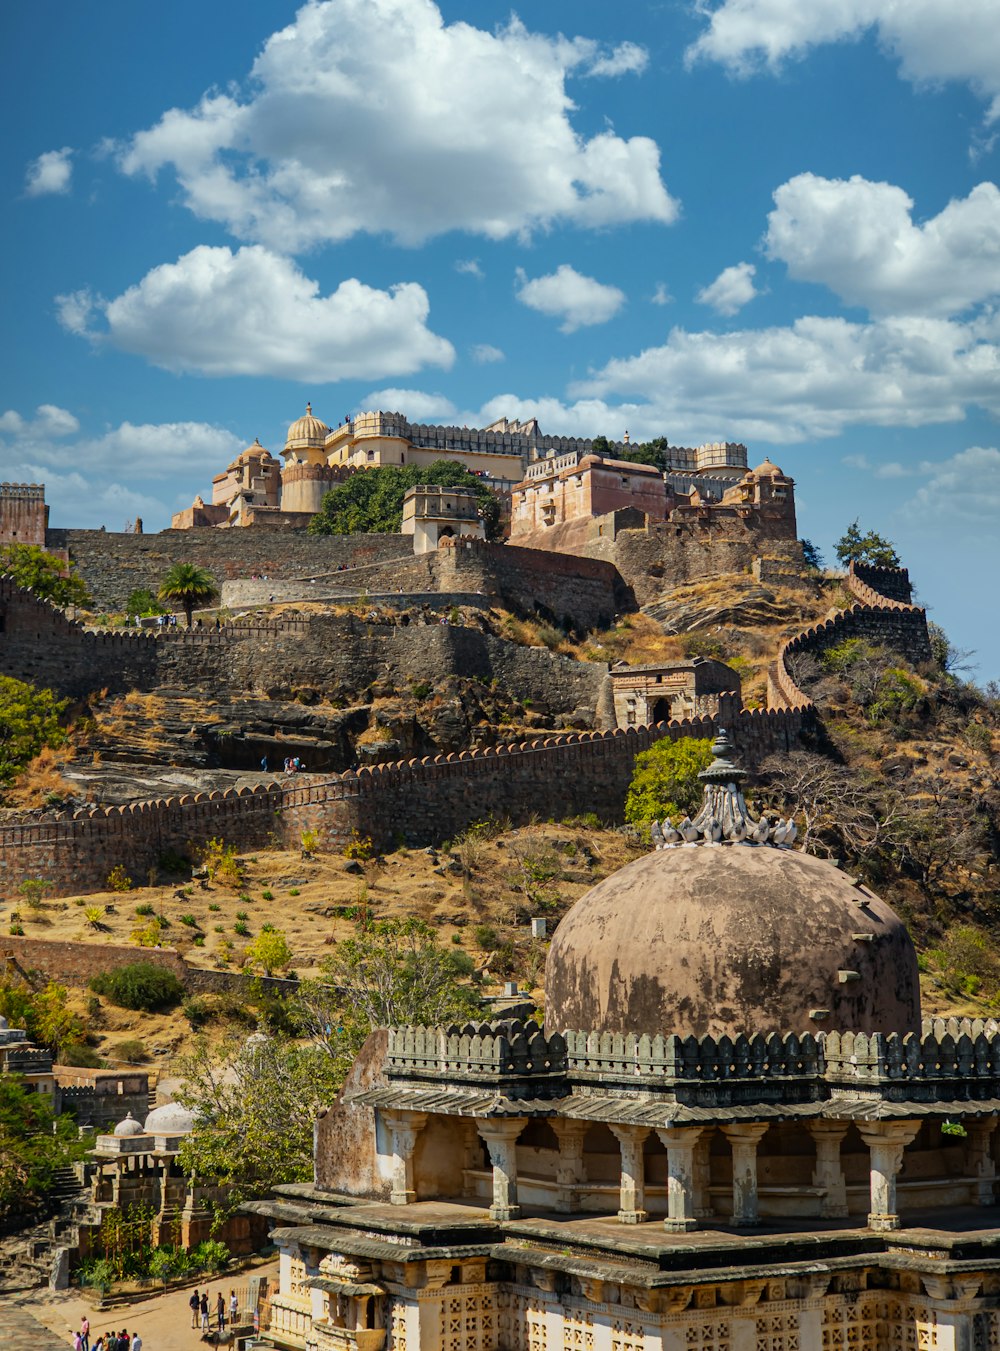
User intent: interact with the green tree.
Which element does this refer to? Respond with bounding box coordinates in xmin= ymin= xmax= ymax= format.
xmin=0 ymin=675 xmax=67 ymax=787
xmin=0 ymin=544 xmax=91 ymax=608
xmin=624 ymin=736 xmax=715 ymax=826
xmin=800 ymin=539 xmax=824 ymax=571
xmin=322 ymin=916 xmax=481 ymax=1027
xmin=175 ymin=1033 xmax=352 ymax=1216
xmin=157 ymin=563 xmax=219 ymax=627
xmin=243 ymin=927 xmax=293 ymax=976
xmin=125 ymin=587 xmax=165 ymax=619
xmin=834 ymin=520 xmax=901 ymax=568
xmin=0 ymin=976 xmax=86 ymax=1054
xmin=309 ymin=460 xmax=503 ymax=540
xmin=0 ymin=1074 xmax=86 ymax=1223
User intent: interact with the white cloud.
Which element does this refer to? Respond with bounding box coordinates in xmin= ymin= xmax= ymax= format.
xmin=114 ymin=0 xmax=675 ymax=251
xmin=24 ymin=147 xmax=73 ymax=197
xmin=57 ymin=244 xmax=454 ymax=382
xmin=0 ymin=405 xmax=247 ymax=531
xmin=566 ymin=311 xmax=1000 ymax=443
xmin=696 ymin=261 xmax=758 ymax=316
xmin=650 ymin=282 xmax=673 ymax=306
xmin=358 ymin=389 xmax=458 ymax=421
xmin=687 ymin=0 xmax=1000 ymax=123
xmin=471 ymin=343 xmax=504 ymax=364
xmin=515 ymin=264 xmax=626 ymax=333
xmin=585 ymin=41 xmax=648 ymax=78
xmin=455 ymin=259 xmax=484 ymax=279
xmin=766 ymin=174 xmax=1000 ymax=316
xmin=905 ymin=445 xmax=1000 ymax=525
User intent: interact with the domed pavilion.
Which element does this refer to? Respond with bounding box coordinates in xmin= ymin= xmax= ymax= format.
xmin=250 ymin=734 xmax=1000 ymax=1351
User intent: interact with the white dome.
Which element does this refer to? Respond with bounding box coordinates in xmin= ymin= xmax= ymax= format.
xmin=113 ymin=1112 xmax=145 ymax=1138
xmin=144 ymin=1102 xmax=196 ymax=1135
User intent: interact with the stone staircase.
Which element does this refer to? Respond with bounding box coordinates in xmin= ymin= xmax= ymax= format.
xmin=0 ymin=1165 xmax=97 ymax=1293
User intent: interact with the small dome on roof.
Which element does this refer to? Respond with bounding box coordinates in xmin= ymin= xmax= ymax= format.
xmin=113 ymin=1112 xmax=145 ymax=1138
xmin=144 ymin=1102 xmax=196 ymax=1135
xmin=285 ymin=402 xmax=330 ymax=449
xmin=750 ymin=457 xmax=784 ymax=477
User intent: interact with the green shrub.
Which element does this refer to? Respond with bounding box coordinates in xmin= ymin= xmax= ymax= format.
xmin=135 ymin=902 xmax=155 ymax=917
xmin=473 ymin=923 xmax=499 ymax=950
xmin=179 ymin=913 xmax=198 ymax=927
xmin=89 ymin=962 xmax=184 ymax=1013
xmin=111 ymin=1038 xmax=148 ymax=1063
xmin=234 ymin=920 xmax=250 ymax=937
xmin=261 ymin=889 xmax=274 ymax=901
xmin=59 ymin=1041 xmax=103 ymax=1068
xmin=182 ymin=996 xmax=211 ymax=1027
xmin=410 ymin=681 xmax=431 ymax=700
xmin=106 ymin=864 xmax=133 ymax=893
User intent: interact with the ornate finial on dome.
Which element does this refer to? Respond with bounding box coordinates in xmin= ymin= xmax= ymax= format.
xmin=306 ymin=401 xmax=312 ymax=415
xmin=651 ymin=728 xmax=797 ymax=850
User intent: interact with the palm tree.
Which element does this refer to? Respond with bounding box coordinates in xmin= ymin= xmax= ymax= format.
xmin=157 ymin=563 xmax=219 ymax=628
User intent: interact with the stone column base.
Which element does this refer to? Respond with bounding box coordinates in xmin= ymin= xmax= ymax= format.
xmin=490 ymin=1205 xmax=521 ymax=1221
xmin=664 ymin=1217 xmax=698 ymax=1233
xmin=868 ymin=1212 xmax=900 ymax=1232
xmin=390 ymin=1189 xmax=416 ymax=1206
xmin=617 ymin=1209 xmax=648 ymax=1225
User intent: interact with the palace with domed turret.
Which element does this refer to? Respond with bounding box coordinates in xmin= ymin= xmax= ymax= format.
xmin=170 ymin=404 xmax=794 ymax=544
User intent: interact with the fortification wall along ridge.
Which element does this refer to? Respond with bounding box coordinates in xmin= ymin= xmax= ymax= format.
xmin=0 ymin=580 xmax=608 ymax=711
xmin=46 ymin=528 xmax=412 ymax=611
xmin=767 ymin=562 xmax=932 ymax=709
xmin=0 ymin=711 xmax=805 ymax=897
xmin=0 ymin=933 xmax=300 ymax=996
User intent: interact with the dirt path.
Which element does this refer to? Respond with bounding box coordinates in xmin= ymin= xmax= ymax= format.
xmin=14 ymin=1261 xmax=277 ymax=1350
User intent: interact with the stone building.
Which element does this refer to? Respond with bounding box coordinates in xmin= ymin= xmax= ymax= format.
xmin=609 ymin=657 xmax=741 ymax=727
xmin=249 ymin=734 xmax=1000 ymax=1351
xmin=88 ymin=1100 xmax=265 ymax=1254
xmin=401 ymin=486 xmax=485 ymax=554
xmin=510 ymin=453 xmax=796 ymax=546
xmin=0 ymin=482 xmax=48 ymax=547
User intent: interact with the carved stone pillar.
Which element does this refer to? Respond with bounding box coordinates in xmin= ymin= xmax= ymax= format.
xmin=657 ymin=1126 xmax=704 ymax=1232
xmin=475 ymin=1117 xmax=527 ymax=1221
xmin=382 ymin=1110 xmax=428 ymax=1206
xmin=610 ymin=1124 xmax=650 ymax=1224
xmin=552 ymin=1119 xmax=589 ymax=1213
xmin=964 ymin=1119 xmax=996 ymax=1205
xmin=807 ymin=1121 xmax=849 ymax=1218
xmin=857 ymin=1120 xmax=920 ymax=1231
xmin=693 ymin=1129 xmax=715 ymax=1219
xmin=722 ymin=1122 xmax=768 ymax=1228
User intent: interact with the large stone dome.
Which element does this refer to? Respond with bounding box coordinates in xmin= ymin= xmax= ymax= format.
xmin=545 ymin=843 xmax=920 ymax=1039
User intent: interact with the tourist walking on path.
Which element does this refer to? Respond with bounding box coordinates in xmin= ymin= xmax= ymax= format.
xmin=131 ymin=1333 xmax=142 ymax=1351
xmin=217 ymin=1290 xmax=226 ymax=1332
xmin=190 ymin=1288 xmax=201 ymax=1328
xmin=80 ymin=1316 xmax=91 ymax=1351
xmin=229 ymin=1290 xmax=238 ymax=1325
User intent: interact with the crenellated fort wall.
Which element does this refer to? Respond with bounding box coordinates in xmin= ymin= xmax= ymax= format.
xmin=0 ymin=712 xmax=806 ymax=897
xmin=767 ymin=562 xmax=932 ymax=710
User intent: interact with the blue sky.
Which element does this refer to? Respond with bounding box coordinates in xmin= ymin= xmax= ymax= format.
xmin=2 ymin=0 xmax=998 ymax=676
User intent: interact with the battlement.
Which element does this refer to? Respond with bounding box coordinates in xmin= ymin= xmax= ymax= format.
xmin=0 ymin=483 xmax=45 ymax=500
xmin=380 ymin=1017 xmax=1000 ymax=1111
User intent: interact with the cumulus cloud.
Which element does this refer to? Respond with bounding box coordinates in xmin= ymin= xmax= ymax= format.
xmin=904 ymin=445 xmax=1000 ymax=525
xmin=358 ymin=388 xmax=458 ymax=421
xmin=455 ymin=260 xmax=484 ymax=278
xmin=687 ymin=0 xmax=1000 ymax=122
xmin=24 ymin=147 xmax=73 ymax=197
xmin=471 ymin=344 xmax=505 ymax=364
xmin=114 ymin=0 xmax=675 ymax=251
xmin=515 ymin=264 xmax=626 ymax=333
xmin=766 ymin=174 xmax=1000 ymax=316
xmin=650 ymin=282 xmax=673 ymax=306
xmin=56 ymin=244 xmax=454 ymax=382
xmin=567 ymin=312 xmax=1000 ymax=443
xmin=0 ymin=404 xmax=246 ymax=530
xmin=696 ymin=261 xmax=758 ymax=316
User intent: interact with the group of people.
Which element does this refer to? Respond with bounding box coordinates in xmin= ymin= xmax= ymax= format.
xmin=189 ymin=1288 xmax=240 ymax=1334
xmin=74 ymin=1320 xmax=140 ymax=1351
